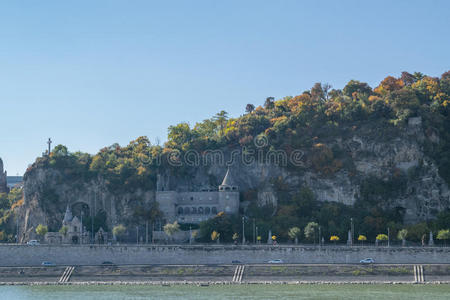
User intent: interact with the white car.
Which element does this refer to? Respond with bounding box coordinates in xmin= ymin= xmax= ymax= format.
xmin=268 ymin=259 xmax=284 ymax=264
xmin=360 ymin=258 xmax=375 ymax=264
xmin=27 ymin=240 xmax=40 ymax=245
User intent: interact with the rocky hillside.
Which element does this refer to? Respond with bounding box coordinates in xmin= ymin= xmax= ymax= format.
xmin=15 ymin=71 xmax=450 ymax=242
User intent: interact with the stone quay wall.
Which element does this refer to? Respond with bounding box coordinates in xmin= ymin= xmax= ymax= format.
xmin=0 ymin=245 xmax=449 ymax=266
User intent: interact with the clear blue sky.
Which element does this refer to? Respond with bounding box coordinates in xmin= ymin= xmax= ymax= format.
xmin=1 ymin=0 xmax=449 ymax=175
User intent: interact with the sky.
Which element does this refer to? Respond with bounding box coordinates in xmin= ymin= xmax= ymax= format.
xmin=1 ymin=0 xmax=450 ymax=175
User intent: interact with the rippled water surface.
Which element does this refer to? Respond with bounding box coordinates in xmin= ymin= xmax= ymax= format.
xmin=1 ymin=284 xmax=450 ymax=300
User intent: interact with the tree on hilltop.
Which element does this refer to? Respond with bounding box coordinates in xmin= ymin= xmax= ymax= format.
xmin=245 ymin=104 xmax=255 ymax=114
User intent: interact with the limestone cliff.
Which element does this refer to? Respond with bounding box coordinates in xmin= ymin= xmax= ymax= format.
xmin=16 ymin=116 xmax=450 ymax=241
xmin=17 ymin=167 xmax=155 ymax=242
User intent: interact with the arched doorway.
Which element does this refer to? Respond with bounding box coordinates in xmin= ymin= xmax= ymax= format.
xmin=71 ymin=202 xmax=90 ymax=219
xmin=72 ymin=236 xmax=79 ymax=244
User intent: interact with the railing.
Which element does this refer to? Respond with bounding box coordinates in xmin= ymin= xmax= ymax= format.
xmin=0 ymin=242 xmax=448 ymax=249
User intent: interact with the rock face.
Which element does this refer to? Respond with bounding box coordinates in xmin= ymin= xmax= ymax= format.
xmin=17 ymin=118 xmax=450 ymax=241
xmin=0 ymin=158 xmax=8 ymax=194
xmin=18 ymin=167 xmax=155 ymax=242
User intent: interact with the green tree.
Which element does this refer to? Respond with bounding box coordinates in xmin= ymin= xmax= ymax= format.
xmin=163 ymin=221 xmax=180 ymax=242
xmin=437 ymin=229 xmax=450 ymax=247
xmin=343 ymin=80 xmax=372 ymax=97
xmin=212 ymin=110 xmax=229 ymax=136
xmin=311 ymin=83 xmax=325 ymax=102
xmin=264 ymin=97 xmax=275 ymax=109
xmin=288 ymin=227 xmax=301 ymax=244
xmin=113 ymin=224 xmax=126 ymax=242
xmin=245 ymin=104 xmax=255 ymax=114
xmin=397 ymin=229 xmax=408 ymax=247
xmin=35 ymin=224 xmax=48 ymax=241
xmin=304 ymin=222 xmax=319 ymax=244
xmin=167 ymin=123 xmax=193 ymax=148
xmin=59 ymin=226 xmax=68 ymax=237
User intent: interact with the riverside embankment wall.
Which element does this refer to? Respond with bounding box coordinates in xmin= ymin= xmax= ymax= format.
xmin=0 ymin=245 xmax=449 ymax=266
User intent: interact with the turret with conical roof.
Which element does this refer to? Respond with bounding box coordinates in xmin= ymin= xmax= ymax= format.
xmin=63 ymin=204 xmax=73 ymax=225
xmin=219 ymin=167 xmax=238 ymax=191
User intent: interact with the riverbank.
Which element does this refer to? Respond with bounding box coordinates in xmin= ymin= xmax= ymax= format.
xmin=1 ymin=264 xmax=449 ymax=285
xmin=1 ymin=280 xmax=450 ymax=286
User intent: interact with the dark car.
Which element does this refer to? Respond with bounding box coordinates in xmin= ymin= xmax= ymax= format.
xmin=232 ymin=260 xmax=242 ymax=264
xmin=101 ymin=261 xmax=116 ymax=266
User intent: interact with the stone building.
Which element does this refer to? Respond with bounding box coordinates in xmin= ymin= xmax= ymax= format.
xmin=0 ymin=158 xmax=8 ymax=194
xmin=156 ymin=168 xmax=240 ymax=224
xmin=45 ymin=205 xmax=89 ymax=244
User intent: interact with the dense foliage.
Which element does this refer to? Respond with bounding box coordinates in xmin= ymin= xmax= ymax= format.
xmin=0 ymin=188 xmax=23 ymax=242
xmin=17 ymin=70 xmax=450 ymax=244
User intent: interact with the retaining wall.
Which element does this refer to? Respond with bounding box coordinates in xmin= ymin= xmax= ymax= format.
xmin=0 ymin=245 xmax=449 ymax=266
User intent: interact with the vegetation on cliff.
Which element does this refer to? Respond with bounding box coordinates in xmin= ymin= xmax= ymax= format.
xmin=0 ymin=187 xmax=23 ymax=241
xmin=17 ymin=70 xmax=450 ymax=244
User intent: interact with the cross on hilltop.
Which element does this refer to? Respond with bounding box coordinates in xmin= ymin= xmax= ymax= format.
xmin=47 ymin=138 xmax=52 ymax=155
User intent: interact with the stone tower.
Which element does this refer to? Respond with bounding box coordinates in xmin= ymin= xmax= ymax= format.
xmin=218 ymin=167 xmax=240 ymax=214
xmin=0 ymin=158 xmax=8 ymax=194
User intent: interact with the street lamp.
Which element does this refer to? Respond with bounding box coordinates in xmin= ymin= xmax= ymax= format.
xmin=253 ymin=218 xmax=255 ymax=244
xmin=81 ymin=210 xmax=83 ymax=245
xmin=350 ymin=218 xmax=354 ymax=246
xmin=388 ymin=227 xmax=390 ymax=247
xmin=319 ymin=226 xmax=322 ymax=247
xmin=242 ymin=216 xmax=245 ymax=245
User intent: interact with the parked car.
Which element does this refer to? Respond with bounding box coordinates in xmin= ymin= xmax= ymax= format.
xmin=27 ymin=240 xmax=40 ymax=245
xmin=101 ymin=261 xmax=116 ymax=266
xmin=360 ymin=258 xmax=375 ymax=264
xmin=231 ymin=260 xmax=242 ymax=264
xmin=268 ymin=259 xmax=284 ymax=264
xmin=41 ymin=261 xmax=56 ymax=266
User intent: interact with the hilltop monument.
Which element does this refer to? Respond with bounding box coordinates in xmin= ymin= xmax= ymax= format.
xmin=0 ymin=158 xmax=8 ymax=194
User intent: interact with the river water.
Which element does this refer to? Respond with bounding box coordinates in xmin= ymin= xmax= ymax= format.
xmin=1 ymin=284 xmax=449 ymax=299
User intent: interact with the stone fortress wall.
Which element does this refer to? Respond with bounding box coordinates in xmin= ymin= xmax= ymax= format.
xmin=156 ymin=168 xmax=240 ymax=224
xmin=0 ymin=245 xmax=449 ymax=266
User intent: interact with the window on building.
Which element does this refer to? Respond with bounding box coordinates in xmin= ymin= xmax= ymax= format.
xmin=192 ymin=207 xmax=197 ymax=214
xmin=198 ymin=207 xmax=204 ymax=214
xmin=212 ymin=207 xmax=217 ymax=214
xmin=190 ymin=196 xmax=194 ymax=201
xmin=184 ymin=207 xmax=190 ymax=215
xmin=205 ymin=207 xmax=211 ymax=214
xmin=178 ymin=207 xmax=183 ymax=215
